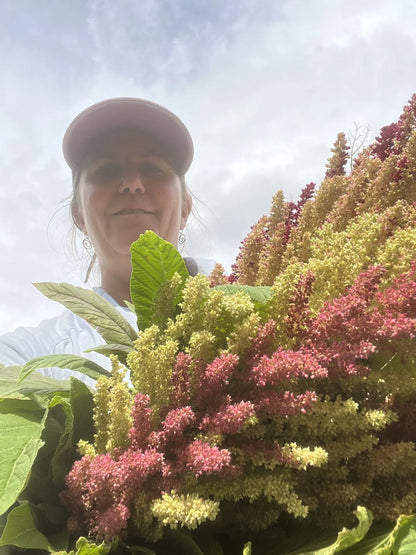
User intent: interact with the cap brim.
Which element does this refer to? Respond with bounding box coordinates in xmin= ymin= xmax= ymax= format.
xmin=62 ymin=98 xmax=194 ymax=175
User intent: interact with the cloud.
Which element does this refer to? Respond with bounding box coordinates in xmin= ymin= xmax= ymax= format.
xmin=1 ymin=0 xmax=416 ymax=334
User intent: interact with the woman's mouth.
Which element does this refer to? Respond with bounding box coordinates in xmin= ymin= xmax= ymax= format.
xmin=113 ymin=208 xmax=154 ymax=215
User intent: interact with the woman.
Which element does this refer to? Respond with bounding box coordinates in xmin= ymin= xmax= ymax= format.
xmin=0 ymin=98 xmax=204 ymax=382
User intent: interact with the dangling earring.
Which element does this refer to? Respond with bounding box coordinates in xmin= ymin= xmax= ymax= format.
xmin=82 ymin=235 xmax=96 ymax=283
xmin=84 ymin=253 xmax=97 ymax=283
xmin=178 ymin=229 xmax=186 ymax=251
xmin=82 ymin=236 xmax=93 ymax=250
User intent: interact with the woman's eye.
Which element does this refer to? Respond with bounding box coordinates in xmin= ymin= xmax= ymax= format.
xmin=139 ymin=162 xmax=167 ymax=176
xmin=92 ymin=163 xmax=123 ymax=182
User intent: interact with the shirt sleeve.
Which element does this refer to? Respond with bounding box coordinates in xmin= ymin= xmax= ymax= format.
xmin=0 ymin=310 xmax=109 ymax=386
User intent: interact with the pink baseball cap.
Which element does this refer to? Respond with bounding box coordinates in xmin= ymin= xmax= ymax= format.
xmin=62 ymin=97 xmax=194 ymax=175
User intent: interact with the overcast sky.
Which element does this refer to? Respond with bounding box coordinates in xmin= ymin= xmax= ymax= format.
xmin=1 ymin=0 xmax=416 ymax=334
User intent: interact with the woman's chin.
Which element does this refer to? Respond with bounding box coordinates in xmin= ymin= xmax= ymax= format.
xmin=111 ymin=232 xmax=158 ymax=255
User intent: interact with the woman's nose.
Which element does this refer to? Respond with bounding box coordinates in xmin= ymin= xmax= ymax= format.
xmin=118 ymin=171 xmax=145 ymax=194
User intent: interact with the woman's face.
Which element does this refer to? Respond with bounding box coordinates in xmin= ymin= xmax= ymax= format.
xmin=73 ymin=129 xmax=192 ymax=267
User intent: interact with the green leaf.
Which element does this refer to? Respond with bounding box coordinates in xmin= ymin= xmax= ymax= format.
xmin=333 ymin=521 xmax=392 ymax=554
xmin=392 ymin=514 xmax=416 ymax=554
xmin=73 ymin=536 xmax=115 ymax=554
xmin=19 ymin=354 xmax=111 ymax=383
xmin=20 ymin=381 xmax=94 ymax=551
xmin=0 ymin=501 xmax=52 ymax=549
xmin=0 ymin=500 xmax=68 ymax=551
xmin=286 ymin=506 xmax=373 ymax=554
xmin=27 ymin=379 xmax=93 ymax=500
xmin=322 ymin=506 xmax=373 ymax=553
xmin=25 ymin=389 xmax=78 ymax=508
xmin=341 ymin=514 xmax=416 ymax=555
xmin=213 ymin=284 xmax=274 ymax=305
xmin=48 ymin=394 xmax=76 ymax=486
xmin=130 ymin=231 xmax=189 ymax=330
xmin=155 ymin=528 xmax=205 ymax=555
xmin=34 ymin=282 xmax=138 ymax=347
xmin=69 ymin=377 xmax=95 ymax=447
xmin=125 ymin=300 xmax=137 ymax=314
xmin=0 ymin=365 xmax=70 ymax=399
xmin=84 ymin=343 xmax=134 ymax=365
xmin=0 ymin=400 xmax=47 ymax=516
xmin=53 ymin=536 xmax=114 ymax=554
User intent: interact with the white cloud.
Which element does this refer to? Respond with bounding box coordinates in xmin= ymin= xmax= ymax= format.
xmin=1 ymin=0 xmax=416 ymax=334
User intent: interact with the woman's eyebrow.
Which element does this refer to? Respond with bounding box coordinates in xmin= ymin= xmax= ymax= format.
xmin=85 ymin=157 xmax=118 ymax=169
xmin=139 ymin=154 xmax=176 ymax=170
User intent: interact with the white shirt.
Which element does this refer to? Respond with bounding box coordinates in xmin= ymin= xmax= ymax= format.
xmin=0 ymin=287 xmax=137 ymax=387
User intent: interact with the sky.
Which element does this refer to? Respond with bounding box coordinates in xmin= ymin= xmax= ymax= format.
xmin=1 ymin=0 xmax=416 ymax=334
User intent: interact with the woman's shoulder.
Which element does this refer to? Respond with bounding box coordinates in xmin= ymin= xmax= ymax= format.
xmin=0 ymin=287 xmax=136 ymax=367
xmin=0 ymin=309 xmax=100 ymax=366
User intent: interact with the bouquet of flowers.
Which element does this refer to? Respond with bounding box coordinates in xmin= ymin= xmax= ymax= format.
xmin=1 ymin=96 xmax=416 ymax=554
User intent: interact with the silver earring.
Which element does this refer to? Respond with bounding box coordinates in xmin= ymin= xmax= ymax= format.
xmin=82 ymin=236 xmax=93 ymax=251
xmin=82 ymin=236 xmax=96 ymax=283
xmin=84 ymin=253 xmax=97 ymax=283
xmin=178 ymin=230 xmax=186 ymax=247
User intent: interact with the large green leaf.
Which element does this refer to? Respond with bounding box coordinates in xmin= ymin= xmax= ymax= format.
xmin=0 ymin=501 xmax=53 ymax=549
xmin=25 ymin=396 xmax=73 ymax=503
xmin=19 ymin=354 xmax=111 ymax=383
xmin=34 ymin=282 xmax=138 ymax=347
xmin=341 ymin=514 xmax=416 ymax=555
xmin=315 ymin=506 xmax=373 ymax=554
xmin=130 ymin=231 xmax=189 ymax=330
xmin=283 ymin=507 xmax=373 ymax=554
xmin=47 ymin=378 xmax=94 ymax=488
xmin=0 ymin=399 xmax=47 ymax=516
xmin=391 ymin=515 xmax=416 ymax=554
xmin=20 ymin=379 xmax=94 ymax=551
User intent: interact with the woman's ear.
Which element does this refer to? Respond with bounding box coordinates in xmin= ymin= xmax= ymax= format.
xmin=181 ymin=192 xmax=192 ymax=229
